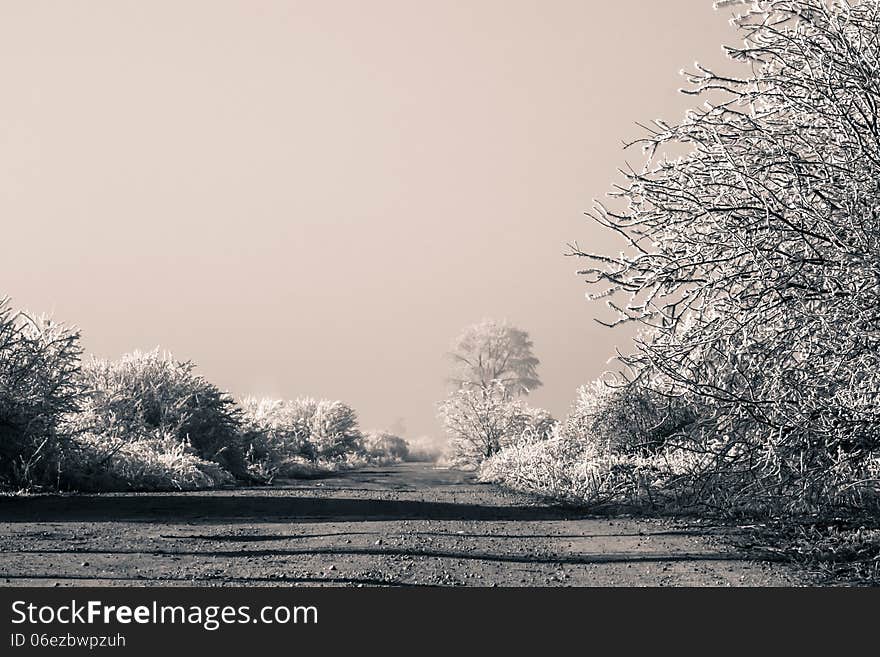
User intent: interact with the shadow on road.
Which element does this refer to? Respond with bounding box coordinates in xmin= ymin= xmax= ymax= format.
xmin=0 ymin=572 xmax=428 ymax=587
xmin=6 ymin=545 xmax=769 ymax=567
xmin=0 ymin=495 xmax=590 ymax=524
xmin=158 ymin=528 xmax=716 ymax=542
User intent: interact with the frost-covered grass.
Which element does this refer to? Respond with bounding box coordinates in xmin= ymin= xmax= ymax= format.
xmin=481 ymin=378 xmax=880 ymax=517
xmin=62 ymin=432 xmax=234 ymax=492
xmin=479 ymin=430 xmax=699 ymax=509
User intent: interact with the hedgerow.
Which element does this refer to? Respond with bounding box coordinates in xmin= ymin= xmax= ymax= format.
xmin=0 ymin=299 xmax=83 ymax=489
xmin=0 ymin=296 xmax=377 ymax=492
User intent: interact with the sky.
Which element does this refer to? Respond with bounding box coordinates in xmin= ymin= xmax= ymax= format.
xmin=0 ymin=1 xmax=739 ymax=440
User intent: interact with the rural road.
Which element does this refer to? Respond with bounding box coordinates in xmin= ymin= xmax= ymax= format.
xmin=0 ymin=463 xmax=796 ymax=586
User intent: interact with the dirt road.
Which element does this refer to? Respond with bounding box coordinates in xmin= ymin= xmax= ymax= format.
xmin=0 ymin=463 xmax=796 ymax=586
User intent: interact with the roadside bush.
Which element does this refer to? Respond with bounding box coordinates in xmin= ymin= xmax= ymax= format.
xmin=483 ymin=376 xmax=880 ymax=514
xmin=77 ymin=350 xmax=248 ymax=478
xmin=481 ymin=379 xmax=702 ymax=508
xmin=0 ymin=300 xmax=377 ymax=491
xmin=516 ymin=406 xmax=556 ymax=444
xmin=563 ymin=379 xmax=694 ymax=454
xmin=480 ymin=426 xmax=713 ymax=509
xmin=240 ymin=397 xmax=313 ymax=479
xmin=439 ymin=381 xmax=555 ymax=468
xmin=240 ymin=397 xmax=364 ymax=479
xmin=362 ymin=431 xmax=409 ymax=462
xmin=306 ymin=398 xmax=363 ymax=460
xmin=481 ymin=432 xmax=640 ymax=506
xmin=572 ymin=0 xmax=880 ymax=513
xmin=62 ymin=432 xmax=234 ymax=492
xmin=0 ymin=298 xmax=83 ymax=489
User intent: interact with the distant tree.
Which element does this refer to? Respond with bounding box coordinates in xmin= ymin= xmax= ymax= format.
xmin=448 ymin=319 xmax=541 ymax=396
xmin=362 ymin=431 xmax=409 ymax=461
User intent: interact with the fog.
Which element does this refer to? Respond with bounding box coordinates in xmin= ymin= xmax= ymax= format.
xmin=0 ymin=1 xmax=735 ymax=438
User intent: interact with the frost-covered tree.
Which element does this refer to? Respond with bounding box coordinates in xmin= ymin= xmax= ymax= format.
xmin=573 ymin=0 xmax=880 ymax=508
xmin=439 ymin=381 xmax=554 ymax=466
xmin=448 ymin=319 xmax=541 ymax=396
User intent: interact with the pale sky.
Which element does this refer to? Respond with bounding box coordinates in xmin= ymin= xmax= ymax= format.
xmin=1 ymin=1 xmax=737 ymax=439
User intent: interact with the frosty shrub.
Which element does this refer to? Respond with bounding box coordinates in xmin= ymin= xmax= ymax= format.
xmin=563 ymin=379 xmax=694 ymax=454
xmin=481 ymin=374 xmax=878 ymax=513
xmin=438 ymin=381 xmax=555 ymax=467
xmin=240 ymin=397 xmax=363 ymax=478
xmin=239 ymin=397 xmax=313 ymax=479
xmin=481 ymin=380 xmax=688 ymax=507
xmin=516 ymin=405 xmax=556 ymax=444
xmin=480 ymin=433 xmax=652 ymax=507
xmin=78 ymin=350 xmax=248 ymax=478
xmin=362 ymin=431 xmax=409 ymax=462
xmin=571 ymin=0 xmax=880 ymax=512
xmin=480 ymin=428 xmax=718 ymax=509
xmin=0 ymin=298 xmax=83 ymax=489
xmin=307 ymin=398 xmax=363 ymax=460
xmin=63 ymin=432 xmax=234 ymax=492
